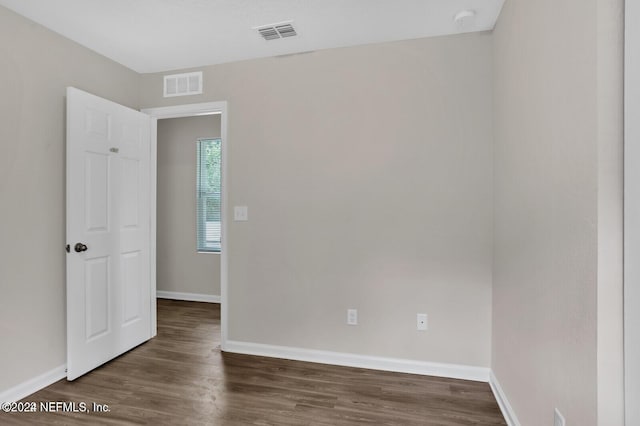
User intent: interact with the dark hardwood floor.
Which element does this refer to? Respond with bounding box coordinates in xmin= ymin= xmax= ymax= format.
xmin=1 ymin=299 xmax=506 ymax=425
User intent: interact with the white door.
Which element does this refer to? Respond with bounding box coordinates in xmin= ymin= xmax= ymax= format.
xmin=66 ymin=87 xmax=153 ymax=381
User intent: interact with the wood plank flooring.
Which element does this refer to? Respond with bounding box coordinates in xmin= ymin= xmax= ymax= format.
xmin=1 ymin=300 xmax=506 ymax=425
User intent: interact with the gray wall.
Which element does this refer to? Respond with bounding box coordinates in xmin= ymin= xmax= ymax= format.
xmin=492 ymin=0 xmax=623 ymax=424
xmin=0 ymin=6 xmax=140 ymax=392
xmin=625 ymin=0 xmax=640 ymax=423
xmin=0 ymin=3 xmax=626 ymax=421
xmin=141 ymin=33 xmax=494 ymax=367
xmin=157 ymin=115 xmax=221 ymax=296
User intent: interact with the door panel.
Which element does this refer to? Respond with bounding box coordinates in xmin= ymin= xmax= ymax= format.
xmin=122 ymin=251 xmax=142 ymax=325
xmin=66 ymin=87 xmax=152 ymax=381
xmin=120 ymin=158 xmax=140 ymax=228
xmin=85 ymin=153 xmax=110 ymax=232
xmin=85 ymin=257 xmax=110 ymax=341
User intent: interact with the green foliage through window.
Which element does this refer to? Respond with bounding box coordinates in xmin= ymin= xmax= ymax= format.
xmin=196 ymin=138 xmax=221 ymax=252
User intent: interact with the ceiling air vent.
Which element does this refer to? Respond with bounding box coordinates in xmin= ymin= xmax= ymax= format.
xmin=256 ymin=22 xmax=297 ymax=41
xmin=163 ymin=71 xmax=203 ymax=98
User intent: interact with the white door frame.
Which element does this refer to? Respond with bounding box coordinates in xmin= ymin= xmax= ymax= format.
xmin=625 ymin=0 xmax=639 ymax=423
xmin=141 ymin=101 xmax=229 ymax=348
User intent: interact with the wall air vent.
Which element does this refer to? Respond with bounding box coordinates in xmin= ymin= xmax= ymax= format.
xmin=256 ymin=22 xmax=297 ymax=41
xmin=163 ymin=71 xmax=203 ymax=98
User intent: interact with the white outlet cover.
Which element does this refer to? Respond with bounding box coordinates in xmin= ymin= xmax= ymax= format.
xmin=347 ymin=309 xmax=358 ymax=325
xmin=554 ymin=408 xmax=566 ymax=426
xmin=417 ymin=313 xmax=428 ymax=331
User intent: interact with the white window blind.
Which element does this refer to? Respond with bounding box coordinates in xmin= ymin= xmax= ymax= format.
xmin=196 ymin=138 xmax=221 ymax=252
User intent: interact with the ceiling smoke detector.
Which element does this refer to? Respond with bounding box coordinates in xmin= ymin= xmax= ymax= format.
xmin=453 ymin=10 xmax=477 ymax=29
xmin=256 ymin=22 xmax=297 ymax=41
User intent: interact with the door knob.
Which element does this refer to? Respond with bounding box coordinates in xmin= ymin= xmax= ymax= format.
xmin=74 ymin=243 xmax=88 ymax=253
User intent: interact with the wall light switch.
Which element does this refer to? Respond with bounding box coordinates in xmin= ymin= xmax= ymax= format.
xmin=234 ymin=206 xmax=248 ymax=221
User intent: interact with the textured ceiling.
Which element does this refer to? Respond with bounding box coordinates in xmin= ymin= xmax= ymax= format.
xmin=0 ymin=0 xmax=505 ymax=73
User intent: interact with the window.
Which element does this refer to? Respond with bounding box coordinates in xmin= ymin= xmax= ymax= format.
xmin=196 ymin=138 xmax=221 ymax=252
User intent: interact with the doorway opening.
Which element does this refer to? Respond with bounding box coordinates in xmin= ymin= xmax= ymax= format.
xmin=142 ymin=102 xmax=229 ymax=349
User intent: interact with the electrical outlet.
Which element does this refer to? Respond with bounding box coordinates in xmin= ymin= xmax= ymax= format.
xmin=417 ymin=313 xmax=428 ymax=331
xmin=554 ymin=408 xmax=565 ymax=426
xmin=347 ymin=309 xmax=358 ymax=325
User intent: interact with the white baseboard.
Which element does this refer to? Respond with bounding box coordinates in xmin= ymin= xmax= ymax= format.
xmin=156 ymin=290 xmax=220 ymax=303
xmin=224 ymin=340 xmax=490 ymax=382
xmin=489 ymin=370 xmax=520 ymax=426
xmin=0 ymin=364 xmax=66 ymax=403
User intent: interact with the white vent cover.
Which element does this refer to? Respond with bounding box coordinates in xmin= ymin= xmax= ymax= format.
xmin=163 ymin=71 xmax=203 ymax=97
xmin=256 ymin=22 xmax=297 ymax=40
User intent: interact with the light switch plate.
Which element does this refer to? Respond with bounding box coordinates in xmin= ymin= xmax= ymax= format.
xmin=234 ymin=206 xmax=248 ymax=221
